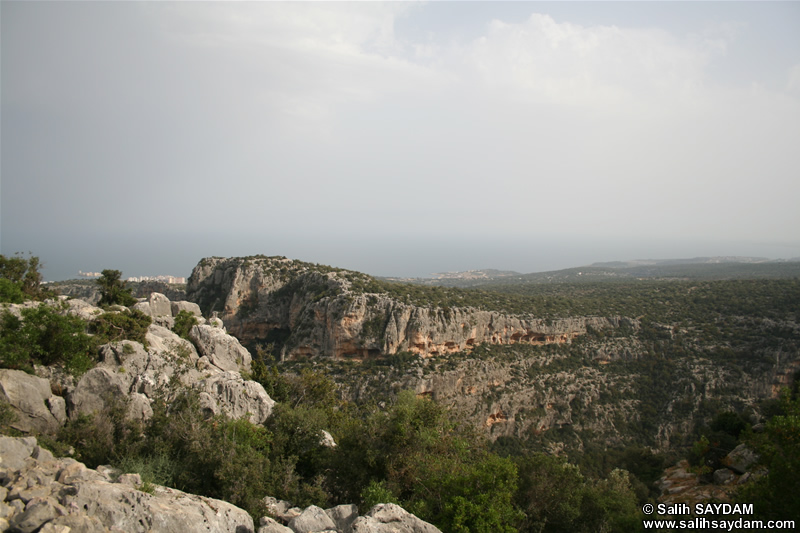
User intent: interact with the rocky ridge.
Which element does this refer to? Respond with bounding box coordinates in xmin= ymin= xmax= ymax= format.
xmin=0 ymin=292 xmax=447 ymax=532
xmin=0 ymin=435 xmax=442 ymax=533
xmin=1 ymin=294 xmax=273 ymax=433
xmin=186 ymin=256 xmax=638 ymax=360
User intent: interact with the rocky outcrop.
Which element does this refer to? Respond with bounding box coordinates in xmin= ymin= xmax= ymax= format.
xmin=287 ymin=505 xmax=337 ymax=533
xmin=190 ymin=324 xmax=253 ymax=373
xmin=2 ymin=294 xmax=273 ymax=432
xmin=351 ymin=504 xmax=441 ymax=533
xmin=0 ymin=437 xmax=440 ymax=533
xmin=259 ymin=499 xmax=439 ymax=533
xmin=68 ymin=324 xmax=272 ymax=425
xmin=186 ymin=256 xmax=638 ymax=360
xmin=0 ymin=370 xmax=65 ymax=435
xmin=0 ymin=436 xmax=254 ymax=533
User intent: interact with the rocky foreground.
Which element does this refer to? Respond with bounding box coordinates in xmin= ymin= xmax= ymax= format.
xmin=0 ymin=435 xmax=441 ymax=533
xmin=0 ymin=292 xmax=447 ymax=532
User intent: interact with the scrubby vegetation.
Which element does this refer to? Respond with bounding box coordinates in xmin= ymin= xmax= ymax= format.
xmin=0 ymin=303 xmax=97 ymax=376
xmin=0 ymin=257 xmax=152 ymax=375
xmin=4 ymin=254 xmax=799 ymax=528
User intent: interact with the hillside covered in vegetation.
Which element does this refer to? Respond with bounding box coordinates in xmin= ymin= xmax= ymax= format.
xmin=1 ymin=253 xmax=798 ymax=530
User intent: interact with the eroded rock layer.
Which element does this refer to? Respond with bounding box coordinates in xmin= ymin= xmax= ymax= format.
xmin=187 ymin=256 xmax=638 ymax=360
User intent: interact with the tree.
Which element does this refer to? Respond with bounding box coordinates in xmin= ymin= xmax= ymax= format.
xmin=97 ymin=269 xmax=137 ymax=307
xmin=0 ymin=304 xmax=96 ymax=375
xmin=0 ymin=253 xmax=52 ymax=302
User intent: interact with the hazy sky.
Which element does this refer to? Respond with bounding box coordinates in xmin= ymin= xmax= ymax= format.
xmin=2 ymin=1 xmax=799 ymax=280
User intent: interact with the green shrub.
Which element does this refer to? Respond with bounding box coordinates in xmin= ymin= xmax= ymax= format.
xmin=172 ymin=310 xmax=198 ymax=340
xmin=57 ymin=394 xmax=143 ymax=467
xmin=0 ymin=304 xmax=97 ymax=375
xmin=361 ymin=480 xmax=400 ymax=510
xmin=91 ymin=309 xmax=151 ymax=347
xmin=0 ymin=278 xmax=25 ymax=304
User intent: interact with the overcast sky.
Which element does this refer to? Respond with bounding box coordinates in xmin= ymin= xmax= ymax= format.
xmin=2 ymin=1 xmax=799 ymax=281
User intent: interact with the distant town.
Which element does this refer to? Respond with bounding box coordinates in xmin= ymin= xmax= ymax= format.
xmin=77 ymin=271 xmax=186 ymax=284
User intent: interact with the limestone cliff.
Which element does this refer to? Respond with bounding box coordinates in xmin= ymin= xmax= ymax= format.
xmin=186 ymin=256 xmax=639 ymax=360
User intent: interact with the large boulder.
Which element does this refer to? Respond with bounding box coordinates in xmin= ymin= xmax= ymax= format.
xmin=287 ymin=505 xmax=338 ymax=533
xmin=68 ymin=366 xmax=130 ymax=418
xmin=257 ymin=516 xmax=293 ymax=533
xmin=723 ymin=444 xmax=759 ymax=475
xmin=197 ymin=372 xmax=274 ymax=425
xmin=190 ymin=324 xmax=252 ymax=373
xmin=351 ymin=504 xmax=442 ymax=533
xmin=0 ymin=436 xmax=255 ymax=533
xmin=326 ymin=504 xmax=359 ymax=533
xmin=58 ymin=297 xmax=104 ymax=322
xmin=171 ymin=301 xmax=203 ymax=318
xmin=149 ymin=292 xmax=172 ymax=317
xmin=0 ymin=436 xmax=39 ymax=470
xmin=146 ymin=325 xmax=200 ymax=367
xmin=0 ymin=369 xmax=64 ymax=434
xmin=68 ymin=329 xmax=272 ymax=426
xmin=132 ymin=301 xmax=152 ymax=316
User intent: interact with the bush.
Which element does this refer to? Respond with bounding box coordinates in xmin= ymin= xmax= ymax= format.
xmin=90 ymin=309 xmax=152 ymax=347
xmin=0 ymin=278 xmax=25 ymax=304
xmin=331 ymin=391 xmax=522 ymax=531
xmin=172 ymin=310 xmax=198 ymax=340
xmin=0 ymin=304 xmax=97 ymax=375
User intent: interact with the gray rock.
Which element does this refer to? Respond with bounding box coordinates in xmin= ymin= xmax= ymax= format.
xmin=288 ymin=505 xmax=338 ymax=533
xmin=319 ymin=430 xmax=337 ymax=448
xmin=172 ymin=301 xmax=203 ymax=318
xmin=32 ymin=445 xmax=55 ymax=463
xmin=185 ymin=256 xmax=640 ymax=360
xmin=127 ymin=392 xmax=154 ymax=422
xmin=46 ymin=513 xmax=107 ymax=533
xmin=0 ymin=370 xmax=62 ymax=434
xmin=0 ymin=436 xmax=38 ymax=470
xmin=197 ymin=372 xmax=275 ymax=425
xmin=153 ymin=315 xmax=176 ymax=329
xmin=146 ymin=325 xmax=200 ymax=366
xmin=326 ymin=504 xmax=359 ymax=533
xmin=38 ymin=521 xmax=77 ymax=533
xmin=263 ymin=496 xmax=293 ymax=517
xmin=59 ymin=298 xmax=104 ymax=322
xmin=117 ymin=473 xmax=142 ymax=486
xmin=724 ymin=444 xmax=758 ymax=475
xmin=1 ymin=436 xmax=255 ymax=533
xmin=190 ymin=324 xmax=252 ymax=373
xmin=149 ymin=292 xmax=173 ymax=317
xmin=132 ymin=301 xmax=153 ymax=316
xmin=45 ymin=396 xmax=67 ymax=427
xmin=713 ymin=468 xmax=735 ymax=485
xmin=257 ymin=516 xmax=294 ymax=533
xmin=9 ymin=496 xmax=67 ymax=533
xmin=351 ymin=504 xmax=442 ymax=533
xmin=68 ymin=366 xmax=129 ymax=418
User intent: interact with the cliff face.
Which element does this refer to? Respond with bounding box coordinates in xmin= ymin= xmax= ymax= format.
xmin=186 ymin=256 xmax=638 ymax=360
